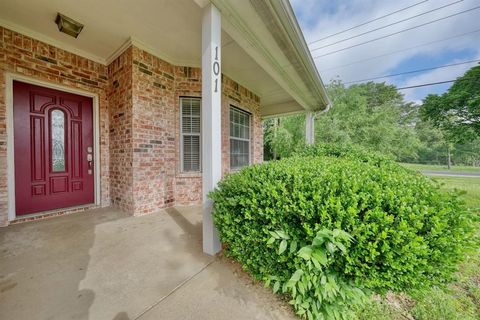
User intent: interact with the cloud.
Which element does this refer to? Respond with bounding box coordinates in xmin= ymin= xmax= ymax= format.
xmin=291 ymin=0 xmax=480 ymax=102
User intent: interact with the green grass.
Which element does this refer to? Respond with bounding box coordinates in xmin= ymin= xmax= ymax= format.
xmin=430 ymin=176 xmax=480 ymax=210
xmin=400 ymin=162 xmax=480 ymax=174
xmin=356 ymin=175 xmax=480 ymax=320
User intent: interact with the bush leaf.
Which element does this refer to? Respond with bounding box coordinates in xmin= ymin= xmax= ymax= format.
xmin=278 ymin=240 xmax=288 ymax=255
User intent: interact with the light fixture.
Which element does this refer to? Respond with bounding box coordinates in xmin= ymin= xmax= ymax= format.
xmin=55 ymin=13 xmax=84 ymax=38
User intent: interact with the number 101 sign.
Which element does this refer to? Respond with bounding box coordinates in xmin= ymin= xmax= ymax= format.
xmin=213 ymin=46 xmax=220 ymax=93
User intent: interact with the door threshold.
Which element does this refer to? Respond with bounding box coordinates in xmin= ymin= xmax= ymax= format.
xmin=11 ymin=204 xmax=97 ymax=224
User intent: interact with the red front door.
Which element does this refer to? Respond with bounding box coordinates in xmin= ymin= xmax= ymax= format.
xmin=13 ymin=81 xmax=94 ymax=215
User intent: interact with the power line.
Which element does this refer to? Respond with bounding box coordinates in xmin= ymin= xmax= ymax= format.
xmin=344 ymin=59 xmax=480 ymax=84
xmin=311 ymin=0 xmax=463 ymax=51
xmin=308 ymin=0 xmax=429 ymax=45
xmin=397 ymin=75 xmax=479 ymax=90
xmin=319 ymin=28 xmax=480 ymax=72
xmin=397 ymin=80 xmax=457 ymax=89
xmin=313 ymin=5 xmax=480 ymax=58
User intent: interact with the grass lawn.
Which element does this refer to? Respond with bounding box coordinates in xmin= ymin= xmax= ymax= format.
xmin=431 ymin=176 xmax=480 ymax=210
xmin=356 ymin=176 xmax=480 ymax=320
xmin=400 ymin=162 xmax=480 ymax=174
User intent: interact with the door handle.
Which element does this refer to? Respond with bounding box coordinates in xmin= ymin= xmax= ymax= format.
xmin=87 ymin=153 xmax=93 ymax=174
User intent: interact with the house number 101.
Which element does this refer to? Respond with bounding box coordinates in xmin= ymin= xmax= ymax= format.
xmin=213 ymin=46 xmax=220 ymax=93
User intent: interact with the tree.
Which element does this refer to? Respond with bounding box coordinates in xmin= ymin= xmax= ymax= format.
xmin=263 ymin=114 xmax=306 ymax=159
xmin=263 ymin=81 xmax=420 ymax=160
xmin=262 ymin=79 xmax=479 ymax=166
xmin=421 ymin=65 xmax=480 ymax=142
xmin=412 ymin=119 xmax=449 ymax=165
xmin=315 ymin=81 xmax=420 ymax=160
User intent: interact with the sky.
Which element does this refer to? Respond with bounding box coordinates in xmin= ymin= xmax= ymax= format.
xmin=291 ymin=0 xmax=480 ymax=104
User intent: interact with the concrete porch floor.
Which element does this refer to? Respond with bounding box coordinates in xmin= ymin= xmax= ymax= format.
xmin=0 ymin=206 xmax=296 ymax=320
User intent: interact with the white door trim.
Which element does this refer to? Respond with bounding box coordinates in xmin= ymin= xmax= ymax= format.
xmin=5 ymin=73 xmax=102 ymax=221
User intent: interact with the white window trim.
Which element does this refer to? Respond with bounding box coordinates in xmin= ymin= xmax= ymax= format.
xmin=229 ymin=105 xmax=252 ymax=170
xmin=180 ymin=97 xmax=202 ymax=173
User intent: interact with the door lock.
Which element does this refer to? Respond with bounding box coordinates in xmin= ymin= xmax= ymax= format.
xmin=87 ymin=146 xmax=93 ymax=174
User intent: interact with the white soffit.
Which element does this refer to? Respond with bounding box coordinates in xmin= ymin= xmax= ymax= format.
xmin=0 ymin=0 xmax=311 ymax=116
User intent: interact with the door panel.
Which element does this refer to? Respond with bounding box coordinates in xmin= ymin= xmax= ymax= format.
xmin=13 ymin=81 xmax=94 ymax=215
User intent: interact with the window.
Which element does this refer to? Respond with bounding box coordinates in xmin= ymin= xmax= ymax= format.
xmin=180 ymin=97 xmax=201 ymax=172
xmin=51 ymin=109 xmax=66 ymax=172
xmin=230 ymin=106 xmax=251 ymax=170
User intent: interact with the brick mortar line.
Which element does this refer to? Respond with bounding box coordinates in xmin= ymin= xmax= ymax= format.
xmin=134 ymin=258 xmax=217 ymax=319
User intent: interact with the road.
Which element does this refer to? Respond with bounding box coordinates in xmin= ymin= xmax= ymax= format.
xmin=421 ymin=170 xmax=480 ymax=178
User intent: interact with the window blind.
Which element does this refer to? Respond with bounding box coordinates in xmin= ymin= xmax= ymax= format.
xmin=180 ymin=98 xmax=201 ymax=172
xmin=230 ymin=106 xmax=251 ymax=170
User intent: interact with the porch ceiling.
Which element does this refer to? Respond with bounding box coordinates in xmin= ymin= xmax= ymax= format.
xmin=0 ymin=0 xmax=328 ymax=117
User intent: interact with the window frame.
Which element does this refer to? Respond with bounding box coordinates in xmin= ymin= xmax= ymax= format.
xmin=229 ymin=105 xmax=252 ymax=170
xmin=179 ymin=96 xmax=202 ymax=173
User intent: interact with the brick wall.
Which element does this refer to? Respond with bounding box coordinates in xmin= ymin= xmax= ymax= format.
xmin=124 ymin=47 xmax=263 ymax=211
xmin=0 ymin=26 xmax=111 ymax=226
xmin=131 ymin=47 xmax=177 ymax=215
xmin=0 ymin=25 xmax=263 ymax=223
xmin=108 ymin=47 xmax=133 ymax=212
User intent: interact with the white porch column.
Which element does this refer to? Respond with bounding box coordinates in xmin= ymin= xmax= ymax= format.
xmin=201 ymin=3 xmax=222 ymax=255
xmin=305 ymin=112 xmax=315 ymax=145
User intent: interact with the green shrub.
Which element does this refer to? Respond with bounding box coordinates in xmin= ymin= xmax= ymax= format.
xmin=296 ymin=143 xmax=393 ymax=166
xmin=210 ymin=155 xmax=474 ymax=319
xmin=266 ymin=228 xmax=367 ymax=319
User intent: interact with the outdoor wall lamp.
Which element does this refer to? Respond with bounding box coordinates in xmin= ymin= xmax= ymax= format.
xmin=55 ymin=13 xmax=84 ymax=38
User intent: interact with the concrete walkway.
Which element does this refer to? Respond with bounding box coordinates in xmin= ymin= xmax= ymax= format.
xmin=0 ymin=206 xmax=295 ymax=320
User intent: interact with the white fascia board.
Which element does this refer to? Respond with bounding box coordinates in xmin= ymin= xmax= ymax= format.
xmin=213 ymin=0 xmax=312 ymax=111
xmin=272 ymin=0 xmax=330 ymax=108
xmin=213 ymin=0 xmax=330 ymax=113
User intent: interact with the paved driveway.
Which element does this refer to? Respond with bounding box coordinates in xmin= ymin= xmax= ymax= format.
xmin=0 ymin=206 xmax=295 ymax=320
